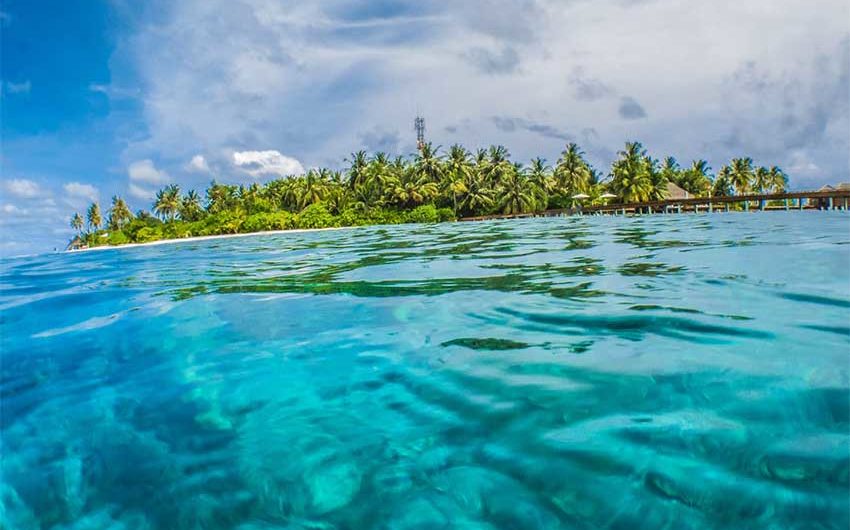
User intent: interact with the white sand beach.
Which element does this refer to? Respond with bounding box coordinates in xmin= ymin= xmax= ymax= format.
xmin=68 ymin=226 xmax=351 ymax=253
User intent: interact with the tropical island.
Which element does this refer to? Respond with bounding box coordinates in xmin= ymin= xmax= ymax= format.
xmin=68 ymin=141 xmax=789 ymax=249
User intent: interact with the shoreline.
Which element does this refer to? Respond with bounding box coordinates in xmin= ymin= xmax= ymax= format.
xmin=68 ymin=225 xmax=351 ymax=253
xmin=69 ymin=200 xmax=847 ymax=253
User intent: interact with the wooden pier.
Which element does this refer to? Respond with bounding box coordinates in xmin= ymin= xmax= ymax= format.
xmin=460 ymin=190 xmax=850 ymax=222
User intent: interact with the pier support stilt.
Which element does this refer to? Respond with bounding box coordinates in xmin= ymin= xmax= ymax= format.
xmin=784 ymin=199 xmax=789 ymax=211
xmin=677 ymin=204 xmax=682 ymax=214
xmin=829 ymin=197 xmax=834 ymax=210
xmin=798 ymin=198 xmax=804 ymax=210
xmin=708 ymin=202 xmax=713 ymax=213
xmin=745 ymin=201 xmax=749 ymax=212
xmin=725 ymin=204 xmax=730 ymax=212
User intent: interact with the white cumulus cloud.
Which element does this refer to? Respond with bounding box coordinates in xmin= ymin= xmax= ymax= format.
xmin=187 ymin=154 xmax=211 ymax=173
xmin=128 ymin=159 xmax=170 ymax=185
xmin=63 ymin=182 xmax=99 ymax=204
xmin=120 ymin=0 xmax=849 ymax=189
xmin=129 ymin=183 xmax=157 ymax=201
xmin=232 ymin=150 xmax=304 ymax=178
xmin=2 ymin=178 xmax=41 ymax=199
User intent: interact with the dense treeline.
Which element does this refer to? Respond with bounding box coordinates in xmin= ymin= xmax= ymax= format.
xmin=69 ymin=141 xmax=788 ymax=248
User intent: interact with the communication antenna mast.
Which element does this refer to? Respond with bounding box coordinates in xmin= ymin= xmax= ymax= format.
xmin=414 ymin=115 xmax=426 ymax=151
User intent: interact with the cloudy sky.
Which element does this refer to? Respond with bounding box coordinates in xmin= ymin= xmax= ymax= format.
xmin=1 ymin=0 xmax=848 ymax=255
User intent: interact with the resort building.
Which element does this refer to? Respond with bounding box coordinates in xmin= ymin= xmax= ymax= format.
xmin=811 ymin=183 xmax=850 ymax=209
xmin=666 ymin=181 xmax=690 ymax=200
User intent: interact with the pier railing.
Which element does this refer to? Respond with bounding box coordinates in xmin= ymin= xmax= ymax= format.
xmin=460 ymin=190 xmax=850 ymax=221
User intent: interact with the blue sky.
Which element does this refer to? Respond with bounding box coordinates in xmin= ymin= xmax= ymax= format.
xmin=1 ymin=0 xmax=848 ymax=255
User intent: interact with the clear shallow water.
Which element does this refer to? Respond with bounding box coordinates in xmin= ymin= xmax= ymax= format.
xmin=2 ymin=212 xmax=849 ymax=529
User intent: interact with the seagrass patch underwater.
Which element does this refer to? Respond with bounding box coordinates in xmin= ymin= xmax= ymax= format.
xmin=1 ymin=212 xmax=849 ymax=529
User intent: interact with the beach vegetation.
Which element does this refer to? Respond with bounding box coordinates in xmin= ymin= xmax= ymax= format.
xmin=66 ymin=141 xmax=789 ymax=248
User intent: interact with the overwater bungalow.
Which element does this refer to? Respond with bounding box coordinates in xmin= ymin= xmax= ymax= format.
xmin=811 ymin=183 xmax=850 ymax=209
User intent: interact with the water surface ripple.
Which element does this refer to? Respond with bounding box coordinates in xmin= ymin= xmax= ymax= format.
xmin=2 ymin=213 xmax=849 ymax=529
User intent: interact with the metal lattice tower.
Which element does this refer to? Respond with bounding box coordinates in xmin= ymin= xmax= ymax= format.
xmin=414 ymin=116 xmax=425 ymax=151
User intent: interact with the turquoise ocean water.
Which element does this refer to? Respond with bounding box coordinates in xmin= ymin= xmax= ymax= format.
xmin=1 ymin=212 xmax=849 ymax=529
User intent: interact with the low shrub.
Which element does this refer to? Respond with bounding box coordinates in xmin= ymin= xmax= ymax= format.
xmin=243 ymin=211 xmax=295 ymax=232
xmin=106 ymin=231 xmax=130 ymax=245
xmin=134 ymin=226 xmax=163 ymax=243
xmin=436 ymin=207 xmax=456 ymax=222
xmin=337 ymin=210 xmax=373 ymax=227
xmin=200 ymin=210 xmax=246 ymax=235
xmin=296 ymin=203 xmax=337 ymax=229
xmin=404 ymin=204 xmax=439 ymax=224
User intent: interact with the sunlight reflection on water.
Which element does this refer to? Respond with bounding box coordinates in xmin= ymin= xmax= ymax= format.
xmin=1 ymin=212 xmax=849 ymax=529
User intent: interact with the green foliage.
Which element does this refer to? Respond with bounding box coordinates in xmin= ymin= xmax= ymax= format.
xmin=337 ymin=209 xmax=376 ymax=227
xmin=362 ymin=209 xmax=405 ymax=226
xmin=201 ymin=210 xmax=246 ymax=235
xmin=154 ymin=184 xmax=182 ymax=221
xmin=70 ymin=213 xmax=84 ymax=233
xmin=675 ymin=160 xmax=712 ymax=197
xmin=610 ymin=142 xmax=653 ymax=203
xmin=163 ymin=222 xmax=195 ymax=239
xmin=108 ymin=196 xmax=134 ymax=230
xmin=404 ymin=204 xmax=439 ymax=223
xmin=135 ymin=226 xmax=163 ymax=243
xmin=436 ymin=207 xmax=456 ymax=222
xmin=65 ymin=141 xmax=791 ymax=248
xmin=296 ymin=203 xmax=337 ymax=229
xmin=106 ymin=231 xmax=130 ymax=245
xmin=243 ymin=211 xmax=295 ymax=232
xmin=180 ymin=190 xmax=205 ymax=221
xmin=86 ymin=203 xmax=102 ymax=231
xmin=122 ymin=216 xmax=163 ymax=242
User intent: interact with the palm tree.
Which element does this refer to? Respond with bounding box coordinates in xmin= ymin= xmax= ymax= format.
xmin=481 ymin=145 xmax=513 ymax=187
xmin=443 ymin=144 xmax=473 ymax=213
xmin=413 ymin=142 xmax=444 ymax=184
xmin=753 ymin=166 xmax=771 ymax=194
xmin=280 ymin=179 xmax=302 ymax=212
xmin=646 ymin=156 xmax=668 ymax=201
xmin=660 ymin=157 xmax=681 ymax=184
xmin=389 ymin=172 xmax=438 ymax=208
xmin=713 ymin=166 xmax=734 ymax=197
xmin=361 ymin=152 xmax=392 ymax=205
xmin=729 ymin=157 xmax=755 ymax=195
xmin=346 ymin=150 xmax=369 ymax=190
xmin=609 ymin=142 xmax=652 ymax=203
xmin=71 ymin=212 xmax=84 ymax=234
xmin=297 ymin=170 xmax=327 ymax=209
xmin=206 ymin=181 xmax=238 ymax=213
xmin=108 ymin=195 xmax=134 ymax=230
xmin=60 ymin=140 xmax=794 ymax=246
xmin=768 ymin=166 xmax=788 ymax=193
xmin=526 ymin=157 xmax=554 ymax=208
xmin=154 ymin=184 xmax=181 ymax=221
xmin=323 ymin=186 xmax=350 ymax=214
xmin=498 ymin=168 xmax=539 ymax=214
xmin=678 ymin=160 xmax=712 ymax=197
xmin=87 ymin=202 xmax=102 ymax=231
xmin=458 ymin=172 xmax=494 ymax=216
xmin=180 ymin=190 xmax=204 ymax=221
xmin=554 ymin=143 xmax=592 ymax=195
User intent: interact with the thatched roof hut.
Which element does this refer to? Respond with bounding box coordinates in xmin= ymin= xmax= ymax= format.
xmin=666 ymin=182 xmax=690 ymax=200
